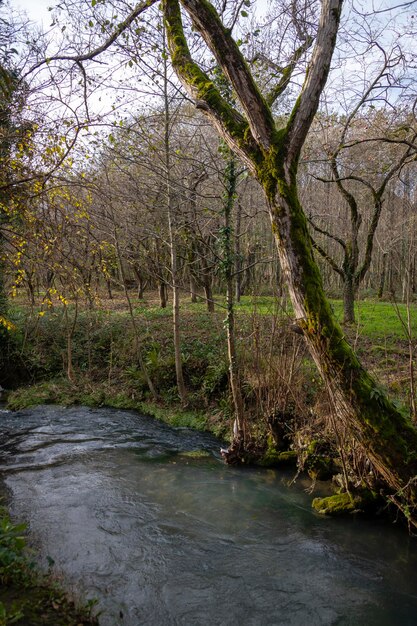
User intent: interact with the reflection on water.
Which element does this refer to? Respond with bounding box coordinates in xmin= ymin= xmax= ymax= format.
xmin=1 ymin=405 xmax=417 ymax=625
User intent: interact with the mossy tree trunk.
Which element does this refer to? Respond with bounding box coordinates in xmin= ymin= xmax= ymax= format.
xmin=266 ymin=165 xmax=417 ymax=494
xmin=162 ymin=0 xmax=417 ymax=509
xmin=222 ymin=149 xmax=246 ymax=446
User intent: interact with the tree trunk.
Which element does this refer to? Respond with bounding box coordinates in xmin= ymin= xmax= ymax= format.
xmin=203 ymin=275 xmax=214 ymax=312
xmin=234 ymin=200 xmax=242 ymax=303
xmin=159 ymin=281 xmax=168 ymax=308
xmin=268 ymin=167 xmax=417 ymax=497
xmin=163 ymin=30 xmax=187 ymax=406
xmin=223 ymin=152 xmax=246 ymax=445
xmin=189 ymin=274 xmax=197 ymax=303
xmin=133 ymin=266 xmax=146 ymax=299
xmin=378 ymin=252 xmax=387 ymax=299
xmin=137 ymin=277 xmax=146 ymax=300
xmin=342 ymin=276 xmax=355 ymax=324
xmin=163 ymin=0 xmax=417 ymax=516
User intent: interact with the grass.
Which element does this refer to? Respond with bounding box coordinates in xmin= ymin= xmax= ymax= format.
xmin=330 ymin=299 xmax=417 ymax=342
xmin=164 ymin=294 xmax=417 ymax=343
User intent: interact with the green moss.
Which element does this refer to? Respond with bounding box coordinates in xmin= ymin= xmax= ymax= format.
xmin=261 ymin=154 xmax=417 ymax=488
xmin=176 ymin=450 xmax=212 ymax=460
xmin=258 ymin=448 xmax=298 ymax=468
xmin=163 ymin=0 xmax=253 ymax=149
xmin=312 ymin=490 xmax=379 ymax=516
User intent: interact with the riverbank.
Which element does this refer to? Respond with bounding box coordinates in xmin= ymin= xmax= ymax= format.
xmin=0 ymin=501 xmax=99 ymax=625
xmin=3 ymin=295 xmax=416 ymax=521
xmin=2 ymin=404 xmax=417 ymax=625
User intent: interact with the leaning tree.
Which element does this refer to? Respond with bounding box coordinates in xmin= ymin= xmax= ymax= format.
xmin=24 ymin=0 xmax=417 ymax=520
xmin=158 ymin=0 xmax=417 ymax=507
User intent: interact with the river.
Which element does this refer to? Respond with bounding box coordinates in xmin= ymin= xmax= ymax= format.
xmin=1 ymin=405 xmax=417 ymax=625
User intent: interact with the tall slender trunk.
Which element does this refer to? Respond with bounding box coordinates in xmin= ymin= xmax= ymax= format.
xmin=189 ymin=274 xmax=197 ymax=303
xmin=342 ymin=276 xmax=355 ymax=324
xmin=64 ymin=298 xmax=78 ymax=383
xmin=0 ymin=232 xmax=7 ymax=316
xmin=378 ymin=252 xmax=387 ymax=299
xmin=200 ymin=251 xmax=215 ymax=312
xmin=234 ymin=200 xmax=242 ymax=303
xmin=223 ymin=152 xmax=245 ymax=441
xmin=163 ymin=30 xmax=187 ymax=406
xmin=159 ymin=281 xmax=168 ymax=308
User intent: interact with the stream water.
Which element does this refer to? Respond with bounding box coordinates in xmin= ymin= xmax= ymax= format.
xmin=1 ymin=405 xmax=417 ymax=625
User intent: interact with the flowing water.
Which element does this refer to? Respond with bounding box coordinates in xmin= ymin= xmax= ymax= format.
xmin=1 ymin=405 xmax=417 ymax=625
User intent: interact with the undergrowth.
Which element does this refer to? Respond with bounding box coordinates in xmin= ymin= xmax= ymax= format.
xmin=0 ymin=504 xmax=98 ymax=625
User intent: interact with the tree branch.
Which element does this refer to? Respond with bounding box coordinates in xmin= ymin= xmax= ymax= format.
xmin=310 ymin=237 xmax=344 ymax=277
xmin=308 ymin=215 xmax=347 ymax=251
xmin=265 ymin=36 xmax=314 ymax=107
xmin=286 ymin=0 xmax=343 ymax=163
xmin=163 ymin=0 xmax=262 ymax=171
xmin=25 ymin=0 xmax=157 ymax=76
xmin=178 ymin=0 xmax=276 ymax=151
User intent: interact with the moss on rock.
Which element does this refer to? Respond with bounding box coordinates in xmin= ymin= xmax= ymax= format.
xmin=312 ymin=489 xmax=379 ymax=516
xmin=257 ymin=448 xmax=298 ymax=468
xmin=176 ymin=450 xmax=212 ymax=460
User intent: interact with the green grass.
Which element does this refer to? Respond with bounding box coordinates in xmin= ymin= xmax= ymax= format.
xmin=330 ymin=299 xmax=417 ymax=341
xmin=174 ymin=294 xmax=417 ymax=342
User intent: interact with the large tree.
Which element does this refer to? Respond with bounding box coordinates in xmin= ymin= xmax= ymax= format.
xmin=24 ymin=0 xmax=417 ymax=520
xmin=159 ymin=0 xmax=417 ymax=507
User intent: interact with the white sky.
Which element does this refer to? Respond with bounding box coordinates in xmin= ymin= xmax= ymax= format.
xmin=13 ymin=0 xmax=53 ymax=26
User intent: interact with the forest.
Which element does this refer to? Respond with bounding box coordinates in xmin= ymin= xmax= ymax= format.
xmin=1 ymin=0 xmax=417 ymax=621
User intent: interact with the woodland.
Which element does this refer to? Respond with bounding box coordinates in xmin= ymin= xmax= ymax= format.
xmin=1 ymin=0 xmax=417 ymax=532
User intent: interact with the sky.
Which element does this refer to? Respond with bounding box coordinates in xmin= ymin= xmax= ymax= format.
xmin=13 ymin=0 xmax=52 ymax=26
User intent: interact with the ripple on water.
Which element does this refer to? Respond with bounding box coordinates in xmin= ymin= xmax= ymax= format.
xmin=1 ymin=405 xmax=417 ymax=625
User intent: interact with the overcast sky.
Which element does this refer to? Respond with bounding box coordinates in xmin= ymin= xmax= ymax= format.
xmin=13 ymin=0 xmax=52 ymax=26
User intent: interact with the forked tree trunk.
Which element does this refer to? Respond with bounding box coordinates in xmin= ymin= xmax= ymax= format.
xmin=163 ymin=0 xmax=417 ymax=512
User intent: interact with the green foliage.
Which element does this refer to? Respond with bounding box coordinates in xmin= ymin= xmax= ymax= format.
xmin=0 ymin=602 xmax=24 ymax=625
xmin=0 ymin=504 xmax=98 ymax=624
xmin=0 ymin=507 xmax=28 ymax=585
xmin=201 ymin=360 xmax=229 ymax=398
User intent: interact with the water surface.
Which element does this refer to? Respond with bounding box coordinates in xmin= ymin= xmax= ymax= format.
xmin=1 ymin=405 xmax=417 ymax=625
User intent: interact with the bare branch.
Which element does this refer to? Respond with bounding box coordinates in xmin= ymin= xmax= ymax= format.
xmin=308 ymin=215 xmax=347 ymax=251
xmin=286 ymin=0 xmax=343 ymax=163
xmin=266 ymin=36 xmax=314 ymax=106
xmin=311 ymin=238 xmax=344 ymax=277
xmin=25 ymin=0 xmax=157 ymax=77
